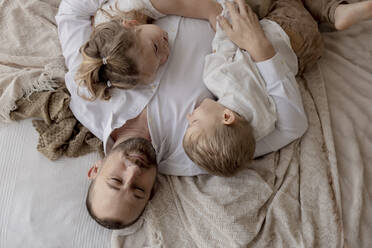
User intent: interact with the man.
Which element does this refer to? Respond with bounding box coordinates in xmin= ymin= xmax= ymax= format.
xmin=56 ymin=0 xmax=308 ymax=229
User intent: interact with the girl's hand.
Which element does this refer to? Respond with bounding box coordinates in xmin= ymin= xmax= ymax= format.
xmin=217 ymin=0 xmax=275 ymax=62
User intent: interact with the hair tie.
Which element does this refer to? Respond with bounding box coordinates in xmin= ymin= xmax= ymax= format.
xmin=102 ymin=57 xmax=108 ymax=65
xmin=107 ymin=80 xmax=112 ymax=88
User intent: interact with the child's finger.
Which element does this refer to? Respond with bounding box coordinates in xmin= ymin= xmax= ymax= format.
xmin=218 ymin=16 xmax=233 ymax=35
xmin=235 ymin=0 xmax=248 ymax=17
xmin=225 ymin=1 xmax=239 ymax=25
xmin=245 ymin=2 xmax=257 ymax=20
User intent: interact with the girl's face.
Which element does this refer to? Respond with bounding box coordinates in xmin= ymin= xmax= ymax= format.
xmin=127 ymin=24 xmax=169 ymax=84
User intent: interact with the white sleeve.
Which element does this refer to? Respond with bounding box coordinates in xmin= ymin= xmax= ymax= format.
xmin=252 ymin=19 xmax=308 ymax=157
xmin=254 ymin=52 xmax=308 ymax=157
xmin=56 ymin=0 xmax=107 ymax=73
xmin=55 ymin=0 xmax=110 ymax=140
xmin=94 ymin=0 xmax=166 ymax=26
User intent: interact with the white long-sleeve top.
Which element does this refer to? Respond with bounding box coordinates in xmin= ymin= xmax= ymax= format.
xmin=56 ymin=0 xmax=308 ymax=176
xmin=204 ymin=1 xmax=278 ymax=140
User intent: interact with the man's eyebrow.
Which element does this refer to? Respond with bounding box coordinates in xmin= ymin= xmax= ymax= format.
xmin=106 ymin=181 xmax=120 ymax=191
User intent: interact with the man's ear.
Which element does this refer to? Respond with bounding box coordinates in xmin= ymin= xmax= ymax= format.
xmin=222 ymin=109 xmax=236 ymax=125
xmin=87 ymin=160 xmax=103 ymax=179
xmin=122 ymin=19 xmax=139 ymax=29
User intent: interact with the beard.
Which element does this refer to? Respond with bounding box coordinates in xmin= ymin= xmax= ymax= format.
xmin=111 ymin=137 xmax=157 ymax=168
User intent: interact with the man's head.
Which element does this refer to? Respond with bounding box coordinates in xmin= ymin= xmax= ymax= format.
xmin=183 ymin=98 xmax=256 ymax=176
xmin=86 ymin=137 xmax=157 ymax=229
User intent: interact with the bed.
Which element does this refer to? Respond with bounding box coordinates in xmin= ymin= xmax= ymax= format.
xmin=0 ymin=0 xmax=371 ymax=247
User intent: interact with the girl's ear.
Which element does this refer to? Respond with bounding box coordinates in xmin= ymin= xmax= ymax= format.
xmin=122 ymin=19 xmax=139 ymax=28
xmin=222 ymin=109 xmax=236 ymax=125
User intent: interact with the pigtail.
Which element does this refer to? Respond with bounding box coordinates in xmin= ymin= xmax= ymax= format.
xmin=75 ymin=43 xmax=111 ymax=101
xmin=76 ymin=19 xmax=142 ymax=101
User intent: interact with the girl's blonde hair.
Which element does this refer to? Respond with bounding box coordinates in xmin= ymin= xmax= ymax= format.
xmin=75 ymin=6 xmax=153 ymax=101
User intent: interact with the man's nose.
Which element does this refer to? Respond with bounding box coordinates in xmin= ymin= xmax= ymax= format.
xmin=123 ymin=165 xmax=141 ymax=186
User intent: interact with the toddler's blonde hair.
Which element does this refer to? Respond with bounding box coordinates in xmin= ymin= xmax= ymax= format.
xmin=183 ymin=118 xmax=256 ymax=176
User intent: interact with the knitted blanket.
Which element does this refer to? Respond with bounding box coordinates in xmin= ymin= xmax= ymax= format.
xmin=10 ymin=85 xmax=103 ymax=160
xmin=0 ymin=0 xmax=102 ymax=160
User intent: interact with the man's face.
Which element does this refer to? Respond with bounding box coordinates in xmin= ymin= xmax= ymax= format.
xmin=88 ymin=138 xmax=157 ymax=226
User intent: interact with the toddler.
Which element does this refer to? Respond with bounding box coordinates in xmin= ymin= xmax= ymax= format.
xmin=183 ymin=0 xmax=372 ymax=176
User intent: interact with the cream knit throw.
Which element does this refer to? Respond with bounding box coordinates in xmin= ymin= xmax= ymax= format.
xmin=0 ymin=0 xmax=66 ymax=124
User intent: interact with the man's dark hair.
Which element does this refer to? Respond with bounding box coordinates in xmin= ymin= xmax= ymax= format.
xmin=86 ymin=178 xmax=157 ymax=229
xmin=85 ymin=137 xmax=157 ymax=229
xmin=85 ymin=181 xmax=144 ymax=229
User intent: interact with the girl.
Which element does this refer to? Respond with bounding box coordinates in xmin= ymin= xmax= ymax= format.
xmin=75 ymin=0 xmax=222 ymax=100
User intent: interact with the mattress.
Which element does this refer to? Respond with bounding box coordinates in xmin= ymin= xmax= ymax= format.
xmin=0 ymin=120 xmax=110 ymax=248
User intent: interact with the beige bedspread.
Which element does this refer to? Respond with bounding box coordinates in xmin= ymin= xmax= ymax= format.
xmin=320 ymin=20 xmax=372 ymax=248
xmin=3 ymin=0 xmax=371 ymax=247
xmin=0 ymin=0 xmax=65 ymax=124
xmin=112 ymin=69 xmax=343 ymax=247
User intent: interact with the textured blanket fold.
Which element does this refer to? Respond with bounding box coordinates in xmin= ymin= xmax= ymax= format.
xmin=0 ymin=0 xmax=65 ymax=124
xmin=10 ymin=85 xmax=103 ymax=160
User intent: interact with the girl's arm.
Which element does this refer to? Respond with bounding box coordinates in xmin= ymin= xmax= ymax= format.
xmin=150 ymin=0 xmax=222 ymax=29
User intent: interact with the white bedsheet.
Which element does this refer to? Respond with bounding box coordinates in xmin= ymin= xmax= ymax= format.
xmin=0 ymin=120 xmax=110 ymax=248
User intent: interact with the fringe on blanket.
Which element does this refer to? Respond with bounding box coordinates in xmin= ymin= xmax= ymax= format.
xmin=0 ymin=60 xmax=65 ymax=125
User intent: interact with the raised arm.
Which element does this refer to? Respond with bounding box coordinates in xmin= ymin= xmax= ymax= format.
xmin=219 ymin=0 xmax=308 ymax=157
xmin=149 ymin=0 xmax=222 ymax=29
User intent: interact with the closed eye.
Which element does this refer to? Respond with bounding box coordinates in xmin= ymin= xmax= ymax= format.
xmin=111 ymin=177 xmax=122 ymax=184
xmin=135 ymin=186 xmax=145 ymax=192
xmin=153 ymin=43 xmax=158 ymax=54
xmin=133 ymin=186 xmax=146 ymax=199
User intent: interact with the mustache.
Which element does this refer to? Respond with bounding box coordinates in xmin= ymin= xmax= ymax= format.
xmin=112 ymin=137 xmax=157 ymax=167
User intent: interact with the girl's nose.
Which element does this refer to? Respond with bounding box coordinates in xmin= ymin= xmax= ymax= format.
xmin=186 ymin=113 xmax=192 ymax=123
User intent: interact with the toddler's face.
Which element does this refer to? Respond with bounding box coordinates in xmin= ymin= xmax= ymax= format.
xmin=127 ymin=24 xmax=169 ymax=84
xmin=184 ymin=98 xmax=226 ymax=140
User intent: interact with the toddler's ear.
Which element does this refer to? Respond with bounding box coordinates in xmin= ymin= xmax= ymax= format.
xmin=222 ymin=109 xmax=236 ymax=125
xmin=122 ymin=19 xmax=139 ymax=28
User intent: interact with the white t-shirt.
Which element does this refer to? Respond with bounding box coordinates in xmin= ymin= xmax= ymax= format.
xmin=56 ymin=0 xmax=308 ymax=176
